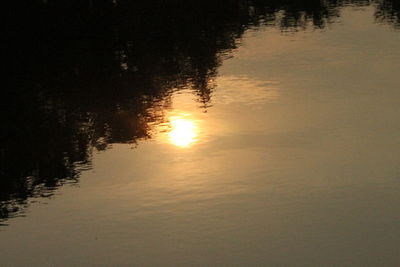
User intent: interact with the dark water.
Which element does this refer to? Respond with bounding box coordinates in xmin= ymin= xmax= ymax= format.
xmin=2 ymin=0 xmax=400 ymax=265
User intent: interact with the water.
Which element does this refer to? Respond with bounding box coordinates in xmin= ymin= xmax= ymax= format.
xmin=2 ymin=1 xmax=400 ymax=266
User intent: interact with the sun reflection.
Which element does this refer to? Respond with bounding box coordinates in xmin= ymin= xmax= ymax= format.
xmin=168 ymin=116 xmax=198 ymax=148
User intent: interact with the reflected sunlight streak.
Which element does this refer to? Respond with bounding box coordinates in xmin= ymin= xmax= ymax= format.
xmin=168 ymin=117 xmax=198 ymax=148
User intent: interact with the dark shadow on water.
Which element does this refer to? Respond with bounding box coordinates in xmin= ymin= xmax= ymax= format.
xmin=2 ymin=0 xmax=399 ymax=222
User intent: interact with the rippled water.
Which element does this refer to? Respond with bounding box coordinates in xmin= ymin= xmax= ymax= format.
xmin=2 ymin=1 xmax=400 ymax=266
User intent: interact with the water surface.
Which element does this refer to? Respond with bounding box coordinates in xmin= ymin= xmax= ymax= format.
xmin=2 ymin=1 xmax=400 ymax=266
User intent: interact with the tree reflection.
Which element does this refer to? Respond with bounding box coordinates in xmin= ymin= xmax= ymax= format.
xmin=375 ymin=0 xmax=400 ymax=27
xmin=2 ymin=0 xmax=399 ymax=222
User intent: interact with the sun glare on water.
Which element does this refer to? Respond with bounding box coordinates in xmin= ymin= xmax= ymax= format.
xmin=168 ymin=116 xmax=198 ymax=148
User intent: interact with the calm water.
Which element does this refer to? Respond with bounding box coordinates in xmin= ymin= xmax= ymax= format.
xmin=2 ymin=1 xmax=400 ymax=266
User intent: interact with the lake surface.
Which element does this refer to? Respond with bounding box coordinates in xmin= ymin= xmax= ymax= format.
xmin=2 ymin=1 xmax=400 ymax=266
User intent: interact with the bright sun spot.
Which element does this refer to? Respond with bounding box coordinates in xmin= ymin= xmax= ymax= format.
xmin=168 ymin=117 xmax=198 ymax=148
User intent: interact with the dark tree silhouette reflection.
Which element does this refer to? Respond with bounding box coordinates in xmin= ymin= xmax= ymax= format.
xmin=2 ymin=0 xmax=399 ymax=222
xmin=375 ymin=0 xmax=400 ymax=27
